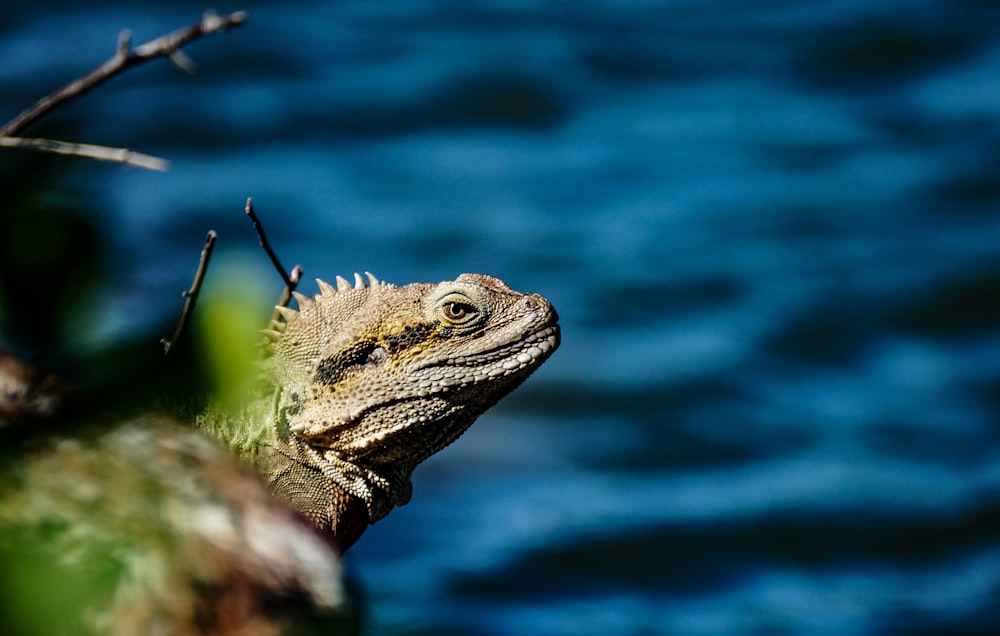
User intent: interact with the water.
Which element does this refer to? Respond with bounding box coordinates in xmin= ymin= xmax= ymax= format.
xmin=3 ymin=1 xmax=1000 ymax=633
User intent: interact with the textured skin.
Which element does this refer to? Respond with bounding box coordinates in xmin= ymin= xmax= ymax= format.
xmin=258 ymin=272 xmax=560 ymax=550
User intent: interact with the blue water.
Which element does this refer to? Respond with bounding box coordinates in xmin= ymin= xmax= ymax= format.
xmin=4 ymin=1 xmax=1000 ymax=633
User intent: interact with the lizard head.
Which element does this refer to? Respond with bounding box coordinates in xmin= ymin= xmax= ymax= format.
xmin=263 ymin=272 xmax=559 ymax=519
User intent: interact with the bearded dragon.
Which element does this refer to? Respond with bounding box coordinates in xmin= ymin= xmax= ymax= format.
xmin=202 ymin=272 xmax=560 ymax=551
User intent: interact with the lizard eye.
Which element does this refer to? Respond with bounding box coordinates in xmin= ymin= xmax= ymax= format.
xmin=430 ymin=288 xmax=488 ymax=330
xmin=437 ymin=297 xmax=479 ymax=326
xmin=443 ymin=302 xmax=472 ymax=321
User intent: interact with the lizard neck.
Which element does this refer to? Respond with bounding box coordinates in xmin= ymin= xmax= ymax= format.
xmin=196 ymin=397 xmax=402 ymax=551
xmin=326 ymin=489 xmax=369 ymax=553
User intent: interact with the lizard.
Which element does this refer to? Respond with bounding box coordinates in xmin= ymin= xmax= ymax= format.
xmin=200 ymin=271 xmax=560 ymax=552
xmin=0 ymin=270 xmax=558 ymax=631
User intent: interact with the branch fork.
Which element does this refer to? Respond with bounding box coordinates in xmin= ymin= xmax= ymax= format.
xmin=0 ymin=10 xmax=247 ymax=169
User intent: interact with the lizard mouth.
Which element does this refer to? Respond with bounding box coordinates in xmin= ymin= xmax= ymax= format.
xmin=480 ymin=298 xmax=559 ymax=370
xmin=290 ymin=323 xmax=559 ymax=442
xmin=483 ymin=323 xmax=560 ymax=374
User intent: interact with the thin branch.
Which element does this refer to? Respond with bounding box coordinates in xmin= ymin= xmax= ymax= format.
xmin=162 ymin=230 xmax=217 ymax=356
xmin=245 ymin=198 xmax=296 ymax=291
xmin=0 ymin=10 xmax=248 ymax=138
xmin=168 ymin=49 xmax=199 ymax=75
xmin=0 ymin=136 xmax=169 ymax=171
xmin=244 ymin=198 xmax=302 ymax=333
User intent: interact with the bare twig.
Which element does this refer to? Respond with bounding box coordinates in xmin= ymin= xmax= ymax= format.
xmin=245 ymin=198 xmax=297 ymax=291
xmin=244 ymin=198 xmax=303 ymax=333
xmin=0 ymin=136 xmax=169 ymax=171
xmin=0 ymin=10 xmax=248 ymax=138
xmin=162 ymin=230 xmax=217 ymax=356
